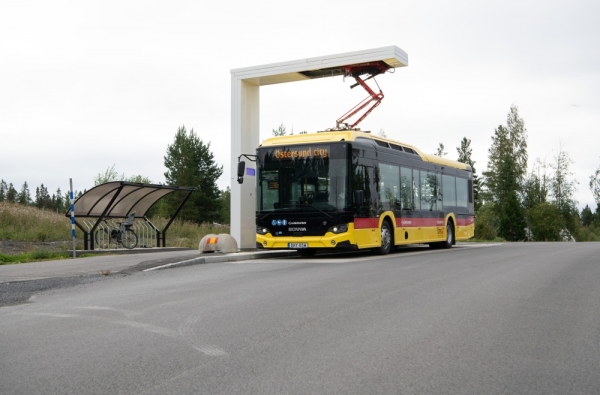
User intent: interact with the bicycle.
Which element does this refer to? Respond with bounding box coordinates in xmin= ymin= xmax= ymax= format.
xmin=94 ymin=213 xmax=138 ymax=249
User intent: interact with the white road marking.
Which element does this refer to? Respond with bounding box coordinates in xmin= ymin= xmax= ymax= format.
xmin=193 ymin=345 xmax=227 ymax=356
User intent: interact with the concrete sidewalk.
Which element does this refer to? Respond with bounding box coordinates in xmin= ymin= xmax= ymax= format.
xmin=0 ymin=248 xmax=298 ymax=283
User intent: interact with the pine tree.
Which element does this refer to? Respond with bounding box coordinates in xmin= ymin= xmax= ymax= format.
xmin=55 ymin=188 xmax=63 ymax=212
xmin=581 ymin=205 xmax=594 ymax=227
xmin=17 ymin=182 xmax=32 ymax=206
xmin=163 ymin=126 xmax=223 ymax=223
xmin=6 ymin=183 xmax=17 ymax=203
xmin=496 ymin=155 xmax=526 ymax=241
xmin=0 ymin=179 xmax=7 ymax=202
xmin=35 ymin=184 xmax=51 ymax=209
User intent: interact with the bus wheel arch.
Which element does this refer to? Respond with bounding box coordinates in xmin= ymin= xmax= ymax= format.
xmin=442 ymin=218 xmax=455 ymax=249
xmin=373 ymin=217 xmax=393 ymax=255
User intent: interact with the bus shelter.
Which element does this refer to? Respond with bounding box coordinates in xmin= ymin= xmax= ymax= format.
xmin=65 ymin=181 xmax=195 ymax=250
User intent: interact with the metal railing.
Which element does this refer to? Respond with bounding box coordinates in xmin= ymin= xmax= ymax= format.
xmin=82 ymin=218 xmax=159 ymax=250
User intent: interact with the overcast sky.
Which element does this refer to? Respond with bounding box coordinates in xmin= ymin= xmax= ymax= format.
xmin=1 ymin=0 xmax=599 ymax=211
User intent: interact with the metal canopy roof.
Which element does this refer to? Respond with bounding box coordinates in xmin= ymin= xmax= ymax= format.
xmin=67 ymin=181 xmax=195 ymax=218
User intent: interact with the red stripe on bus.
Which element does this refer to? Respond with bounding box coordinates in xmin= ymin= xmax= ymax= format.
xmin=456 ymin=217 xmax=475 ymax=226
xmin=354 ymin=218 xmax=380 ymax=229
xmin=395 ymin=218 xmax=445 ymax=227
xmin=354 ymin=216 xmax=473 ymax=229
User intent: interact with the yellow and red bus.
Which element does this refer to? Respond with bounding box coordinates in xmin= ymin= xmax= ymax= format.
xmin=240 ymin=130 xmax=474 ymax=256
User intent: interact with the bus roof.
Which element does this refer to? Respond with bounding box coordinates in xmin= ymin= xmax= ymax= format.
xmin=259 ymin=131 xmax=471 ymax=172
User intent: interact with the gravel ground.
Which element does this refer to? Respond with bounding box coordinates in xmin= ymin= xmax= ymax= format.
xmin=0 ymin=240 xmax=72 ymax=255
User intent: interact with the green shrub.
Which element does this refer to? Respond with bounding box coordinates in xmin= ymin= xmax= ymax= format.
xmin=474 ymin=203 xmax=498 ymax=240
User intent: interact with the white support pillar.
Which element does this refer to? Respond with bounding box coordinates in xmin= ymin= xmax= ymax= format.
xmin=231 ymin=79 xmax=259 ymax=250
xmin=230 ymin=46 xmax=408 ymax=250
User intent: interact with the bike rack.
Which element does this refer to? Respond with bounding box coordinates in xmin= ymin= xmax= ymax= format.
xmin=81 ymin=217 xmax=160 ymax=250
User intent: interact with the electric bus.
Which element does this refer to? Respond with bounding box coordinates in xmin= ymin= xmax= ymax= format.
xmin=238 ymin=130 xmax=474 ymax=256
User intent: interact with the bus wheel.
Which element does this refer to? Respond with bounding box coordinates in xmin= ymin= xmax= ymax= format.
xmin=442 ymin=221 xmax=454 ymax=249
xmin=373 ymin=220 xmax=393 ymax=255
xmin=297 ymin=249 xmax=317 ymax=257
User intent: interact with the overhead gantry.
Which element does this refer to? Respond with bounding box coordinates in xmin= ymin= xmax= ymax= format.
xmin=230 ymin=46 xmax=408 ymax=249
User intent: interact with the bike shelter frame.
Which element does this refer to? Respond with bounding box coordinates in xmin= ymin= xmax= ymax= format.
xmin=66 ymin=181 xmax=195 ymax=250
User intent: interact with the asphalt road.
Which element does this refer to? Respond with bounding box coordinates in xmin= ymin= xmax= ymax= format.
xmin=1 ymin=243 xmax=599 ymax=394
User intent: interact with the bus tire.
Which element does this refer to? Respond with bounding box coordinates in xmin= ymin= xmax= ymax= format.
xmin=297 ymin=249 xmax=317 ymax=257
xmin=372 ymin=220 xmax=393 ymax=255
xmin=442 ymin=221 xmax=454 ymax=249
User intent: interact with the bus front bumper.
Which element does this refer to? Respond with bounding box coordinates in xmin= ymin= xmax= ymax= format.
xmin=256 ymin=232 xmax=357 ymax=250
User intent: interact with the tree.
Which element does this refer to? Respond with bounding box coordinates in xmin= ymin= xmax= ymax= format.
xmin=163 ymin=125 xmax=223 ymax=223
xmin=474 ymin=202 xmax=498 ymax=240
xmin=54 ymin=188 xmax=65 ymax=213
xmin=94 ymin=165 xmax=152 ymax=186
xmin=218 ymin=187 xmax=231 ymax=224
xmin=35 ymin=184 xmax=51 ymax=209
xmin=496 ymin=155 xmax=526 ymax=241
xmin=272 ymin=123 xmax=287 ymax=136
xmin=434 ymin=143 xmax=447 ymax=157
xmin=522 ymin=158 xmax=549 ymax=211
xmin=0 ymin=179 xmax=7 ymax=202
xmin=126 ymin=175 xmax=152 ymax=184
xmin=94 ymin=165 xmax=123 ymax=185
xmin=483 ymin=105 xmax=528 ymax=200
xmin=549 ymin=148 xmax=578 ymax=232
xmin=590 ymin=164 xmax=600 ymax=206
xmin=581 ymin=205 xmax=594 ymax=227
xmin=456 ymin=137 xmax=481 ymax=211
xmin=6 ymin=183 xmax=17 ymax=203
xmin=17 ymin=182 xmax=32 ymax=206
xmin=529 ymin=202 xmax=565 ymax=241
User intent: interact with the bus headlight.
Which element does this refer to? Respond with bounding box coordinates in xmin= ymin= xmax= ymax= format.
xmin=328 ymin=224 xmax=348 ymax=234
xmin=256 ymin=226 xmax=270 ymax=235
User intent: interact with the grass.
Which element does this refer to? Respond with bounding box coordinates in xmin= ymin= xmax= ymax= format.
xmin=0 ymin=249 xmax=72 ymax=265
xmin=0 ymin=202 xmax=72 ymax=241
xmin=0 ymin=201 xmax=231 ymax=263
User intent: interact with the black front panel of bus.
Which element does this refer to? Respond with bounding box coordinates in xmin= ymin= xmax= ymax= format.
xmin=255 ymin=142 xmax=353 ymax=236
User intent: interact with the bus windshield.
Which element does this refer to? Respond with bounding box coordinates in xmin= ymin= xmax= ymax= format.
xmin=256 ymin=144 xmax=348 ymax=212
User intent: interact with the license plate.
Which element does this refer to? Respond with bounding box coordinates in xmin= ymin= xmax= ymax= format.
xmin=288 ymin=243 xmax=308 ymax=249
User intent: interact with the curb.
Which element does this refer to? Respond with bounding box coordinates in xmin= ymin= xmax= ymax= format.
xmin=143 ymin=250 xmax=298 ymax=272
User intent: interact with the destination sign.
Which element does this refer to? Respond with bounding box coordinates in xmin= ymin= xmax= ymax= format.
xmin=273 ymin=147 xmax=329 ymax=159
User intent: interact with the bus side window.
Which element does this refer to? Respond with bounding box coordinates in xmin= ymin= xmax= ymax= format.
xmin=442 ymin=175 xmax=457 ymax=207
xmin=420 ymin=170 xmax=438 ymax=211
xmin=456 ymin=177 xmax=468 ymax=209
xmin=400 ymin=167 xmax=412 ymax=210
xmin=378 ymin=163 xmax=400 ymax=210
xmin=413 ymin=168 xmax=420 ymax=210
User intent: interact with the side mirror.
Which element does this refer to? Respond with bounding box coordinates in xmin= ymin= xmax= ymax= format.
xmin=353 ymin=190 xmax=364 ymax=206
xmin=237 ymin=161 xmax=246 ymax=184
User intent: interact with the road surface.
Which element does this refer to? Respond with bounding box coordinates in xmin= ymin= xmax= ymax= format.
xmin=1 ymin=243 xmax=599 ymax=394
